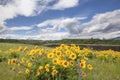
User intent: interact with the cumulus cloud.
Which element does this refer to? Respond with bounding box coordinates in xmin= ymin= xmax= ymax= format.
xmin=15 ymin=0 xmax=38 ymax=16
xmin=37 ymin=17 xmax=86 ymax=34
xmin=82 ymin=9 xmax=120 ymax=33
xmin=50 ymin=0 xmax=79 ymax=10
xmin=9 ymin=26 xmax=33 ymax=31
xmin=34 ymin=32 xmax=69 ymax=40
xmin=0 ymin=32 xmax=69 ymax=40
xmin=0 ymin=0 xmax=39 ymax=33
xmin=37 ymin=9 xmax=120 ymax=39
xmin=0 ymin=26 xmax=6 ymax=33
xmin=0 ymin=0 xmax=120 ymax=40
xmin=1 ymin=8 xmax=120 ymax=40
xmin=0 ymin=21 xmax=6 ymax=33
xmin=80 ymin=9 xmax=120 ymax=39
xmin=0 ymin=0 xmax=50 ymax=33
xmin=0 ymin=0 xmax=80 ymax=34
xmin=0 ymin=0 xmax=38 ymax=18
xmin=0 ymin=0 xmax=80 ymax=23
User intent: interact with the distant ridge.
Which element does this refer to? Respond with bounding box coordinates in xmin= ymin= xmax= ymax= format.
xmin=111 ymin=37 xmax=120 ymax=40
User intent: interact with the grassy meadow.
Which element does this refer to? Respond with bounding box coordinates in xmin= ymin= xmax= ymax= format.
xmin=0 ymin=42 xmax=120 ymax=80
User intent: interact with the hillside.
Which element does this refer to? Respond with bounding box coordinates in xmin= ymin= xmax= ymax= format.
xmin=0 ymin=39 xmax=120 ymax=45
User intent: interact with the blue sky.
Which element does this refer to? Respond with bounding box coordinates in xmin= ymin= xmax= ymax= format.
xmin=0 ymin=0 xmax=120 ymax=40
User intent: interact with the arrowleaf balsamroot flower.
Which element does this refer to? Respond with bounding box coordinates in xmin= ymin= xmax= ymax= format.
xmin=39 ymin=66 xmax=43 ymax=70
xmin=11 ymin=59 xmax=17 ymax=64
xmin=6 ymin=44 xmax=95 ymax=80
xmin=52 ymin=58 xmax=59 ymax=64
xmin=52 ymin=69 xmax=58 ymax=77
xmin=21 ymin=57 xmax=26 ymax=63
xmin=87 ymin=64 xmax=93 ymax=70
xmin=47 ymin=53 xmax=54 ymax=58
xmin=8 ymin=59 xmax=11 ymax=65
xmin=27 ymin=62 xmax=32 ymax=67
xmin=82 ymin=71 xmax=86 ymax=77
xmin=36 ymin=69 xmax=41 ymax=76
xmin=62 ymin=60 xmax=69 ymax=68
xmin=80 ymin=62 xmax=86 ymax=68
xmin=69 ymin=60 xmax=74 ymax=66
xmin=25 ymin=68 xmax=30 ymax=74
xmin=69 ymin=53 xmax=77 ymax=60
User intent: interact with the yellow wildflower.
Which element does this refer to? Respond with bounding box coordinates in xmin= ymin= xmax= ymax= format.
xmin=21 ymin=57 xmax=26 ymax=63
xmin=8 ymin=59 xmax=11 ymax=65
xmin=27 ymin=62 xmax=32 ymax=67
xmin=56 ymin=51 xmax=62 ymax=57
xmin=47 ymin=53 xmax=54 ymax=58
xmin=69 ymin=53 xmax=77 ymax=60
xmin=82 ymin=71 xmax=86 ymax=77
xmin=52 ymin=69 xmax=58 ymax=76
xmin=87 ymin=64 xmax=93 ymax=70
xmin=69 ymin=60 xmax=74 ymax=66
xmin=80 ymin=62 xmax=86 ymax=68
xmin=39 ymin=66 xmax=43 ymax=70
xmin=45 ymin=64 xmax=50 ymax=69
xmin=52 ymin=66 xmax=56 ymax=69
xmin=62 ymin=60 xmax=69 ymax=68
xmin=36 ymin=69 xmax=41 ymax=76
xmin=84 ymin=57 xmax=88 ymax=61
xmin=25 ymin=68 xmax=30 ymax=74
xmin=11 ymin=59 xmax=17 ymax=64
xmin=18 ymin=63 xmax=21 ymax=67
xmin=46 ymin=68 xmax=49 ymax=72
xmin=52 ymin=58 xmax=59 ymax=64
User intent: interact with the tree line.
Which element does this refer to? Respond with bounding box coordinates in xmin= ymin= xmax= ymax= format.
xmin=0 ymin=38 xmax=120 ymax=45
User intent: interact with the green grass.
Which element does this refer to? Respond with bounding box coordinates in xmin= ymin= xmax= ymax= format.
xmin=0 ymin=42 xmax=51 ymax=50
xmin=0 ymin=43 xmax=34 ymax=50
xmin=0 ymin=43 xmax=120 ymax=80
xmin=0 ymin=43 xmax=34 ymax=80
xmin=0 ymin=62 xmax=25 ymax=80
xmin=84 ymin=59 xmax=120 ymax=80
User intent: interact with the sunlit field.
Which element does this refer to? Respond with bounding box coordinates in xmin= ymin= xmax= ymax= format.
xmin=0 ymin=43 xmax=120 ymax=80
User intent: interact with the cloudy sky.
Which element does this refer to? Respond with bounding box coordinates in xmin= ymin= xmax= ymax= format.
xmin=0 ymin=0 xmax=120 ymax=40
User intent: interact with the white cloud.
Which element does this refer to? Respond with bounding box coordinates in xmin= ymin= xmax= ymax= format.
xmin=80 ymin=9 xmax=120 ymax=39
xmin=9 ymin=26 xmax=33 ymax=31
xmin=15 ymin=0 xmax=38 ymax=16
xmin=34 ymin=32 xmax=69 ymax=40
xmin=0 ymin=26 xmax=6 ymax=33
xmin=37 ymin=9 xmax=120 ymax=39
xmin=0 ymin=0 xmax=38 ymax=33
xmin=50 ymin=0 xmax=79 ymax=10
xmin=0 ymin=32 xmax=69 ymax=40
xmin=0 ymin=0 xmax=120 ymax=40
xmin=0 ymin=0 xmax=80 ymax=34
xmin=0 ymin=0 xmax=38 ymax=17
xmin=0 ymin=20 xmax=6 ymax=33
xmin=1 ymin=8 xmax=120 ymax=40
xmin=37 ymin=17 xmax=86 ymax=34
